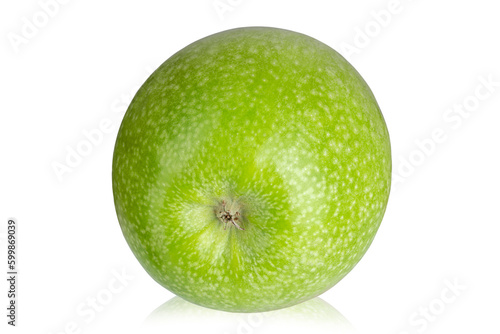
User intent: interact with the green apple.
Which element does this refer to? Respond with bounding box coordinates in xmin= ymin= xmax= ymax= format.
xmin=113 ymin=27 xmax=391 ymax=312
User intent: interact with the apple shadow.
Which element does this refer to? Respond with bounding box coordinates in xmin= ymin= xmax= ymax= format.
xmin=142 ymin=296 xmax=358 ymax=334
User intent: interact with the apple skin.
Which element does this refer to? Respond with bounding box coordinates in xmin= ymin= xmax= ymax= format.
xmin=113 ymin=27 xmax=391 ymax=312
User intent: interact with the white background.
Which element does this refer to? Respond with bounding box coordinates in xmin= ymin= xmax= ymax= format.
xmin=1 ymin=0 xmax=499 ymax=333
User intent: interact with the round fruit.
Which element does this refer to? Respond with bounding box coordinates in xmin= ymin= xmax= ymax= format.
xmin=112 ymin=27 xmax=391 ymax=312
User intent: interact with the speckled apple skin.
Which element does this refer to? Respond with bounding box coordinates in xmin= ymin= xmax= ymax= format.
xmin=112 ymin=27 xmax=391 ymax=312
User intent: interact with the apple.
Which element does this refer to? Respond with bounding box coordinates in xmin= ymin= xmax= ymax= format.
xmin=112 ymin=27 xmax=391 ymax=312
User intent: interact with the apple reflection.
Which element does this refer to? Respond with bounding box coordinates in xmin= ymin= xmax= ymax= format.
xmin=142 ymin=296 xmax=357 ymax=334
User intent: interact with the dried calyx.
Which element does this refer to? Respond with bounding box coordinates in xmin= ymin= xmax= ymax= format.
xmin=215 ymin=199 xmax=244 ymax=230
